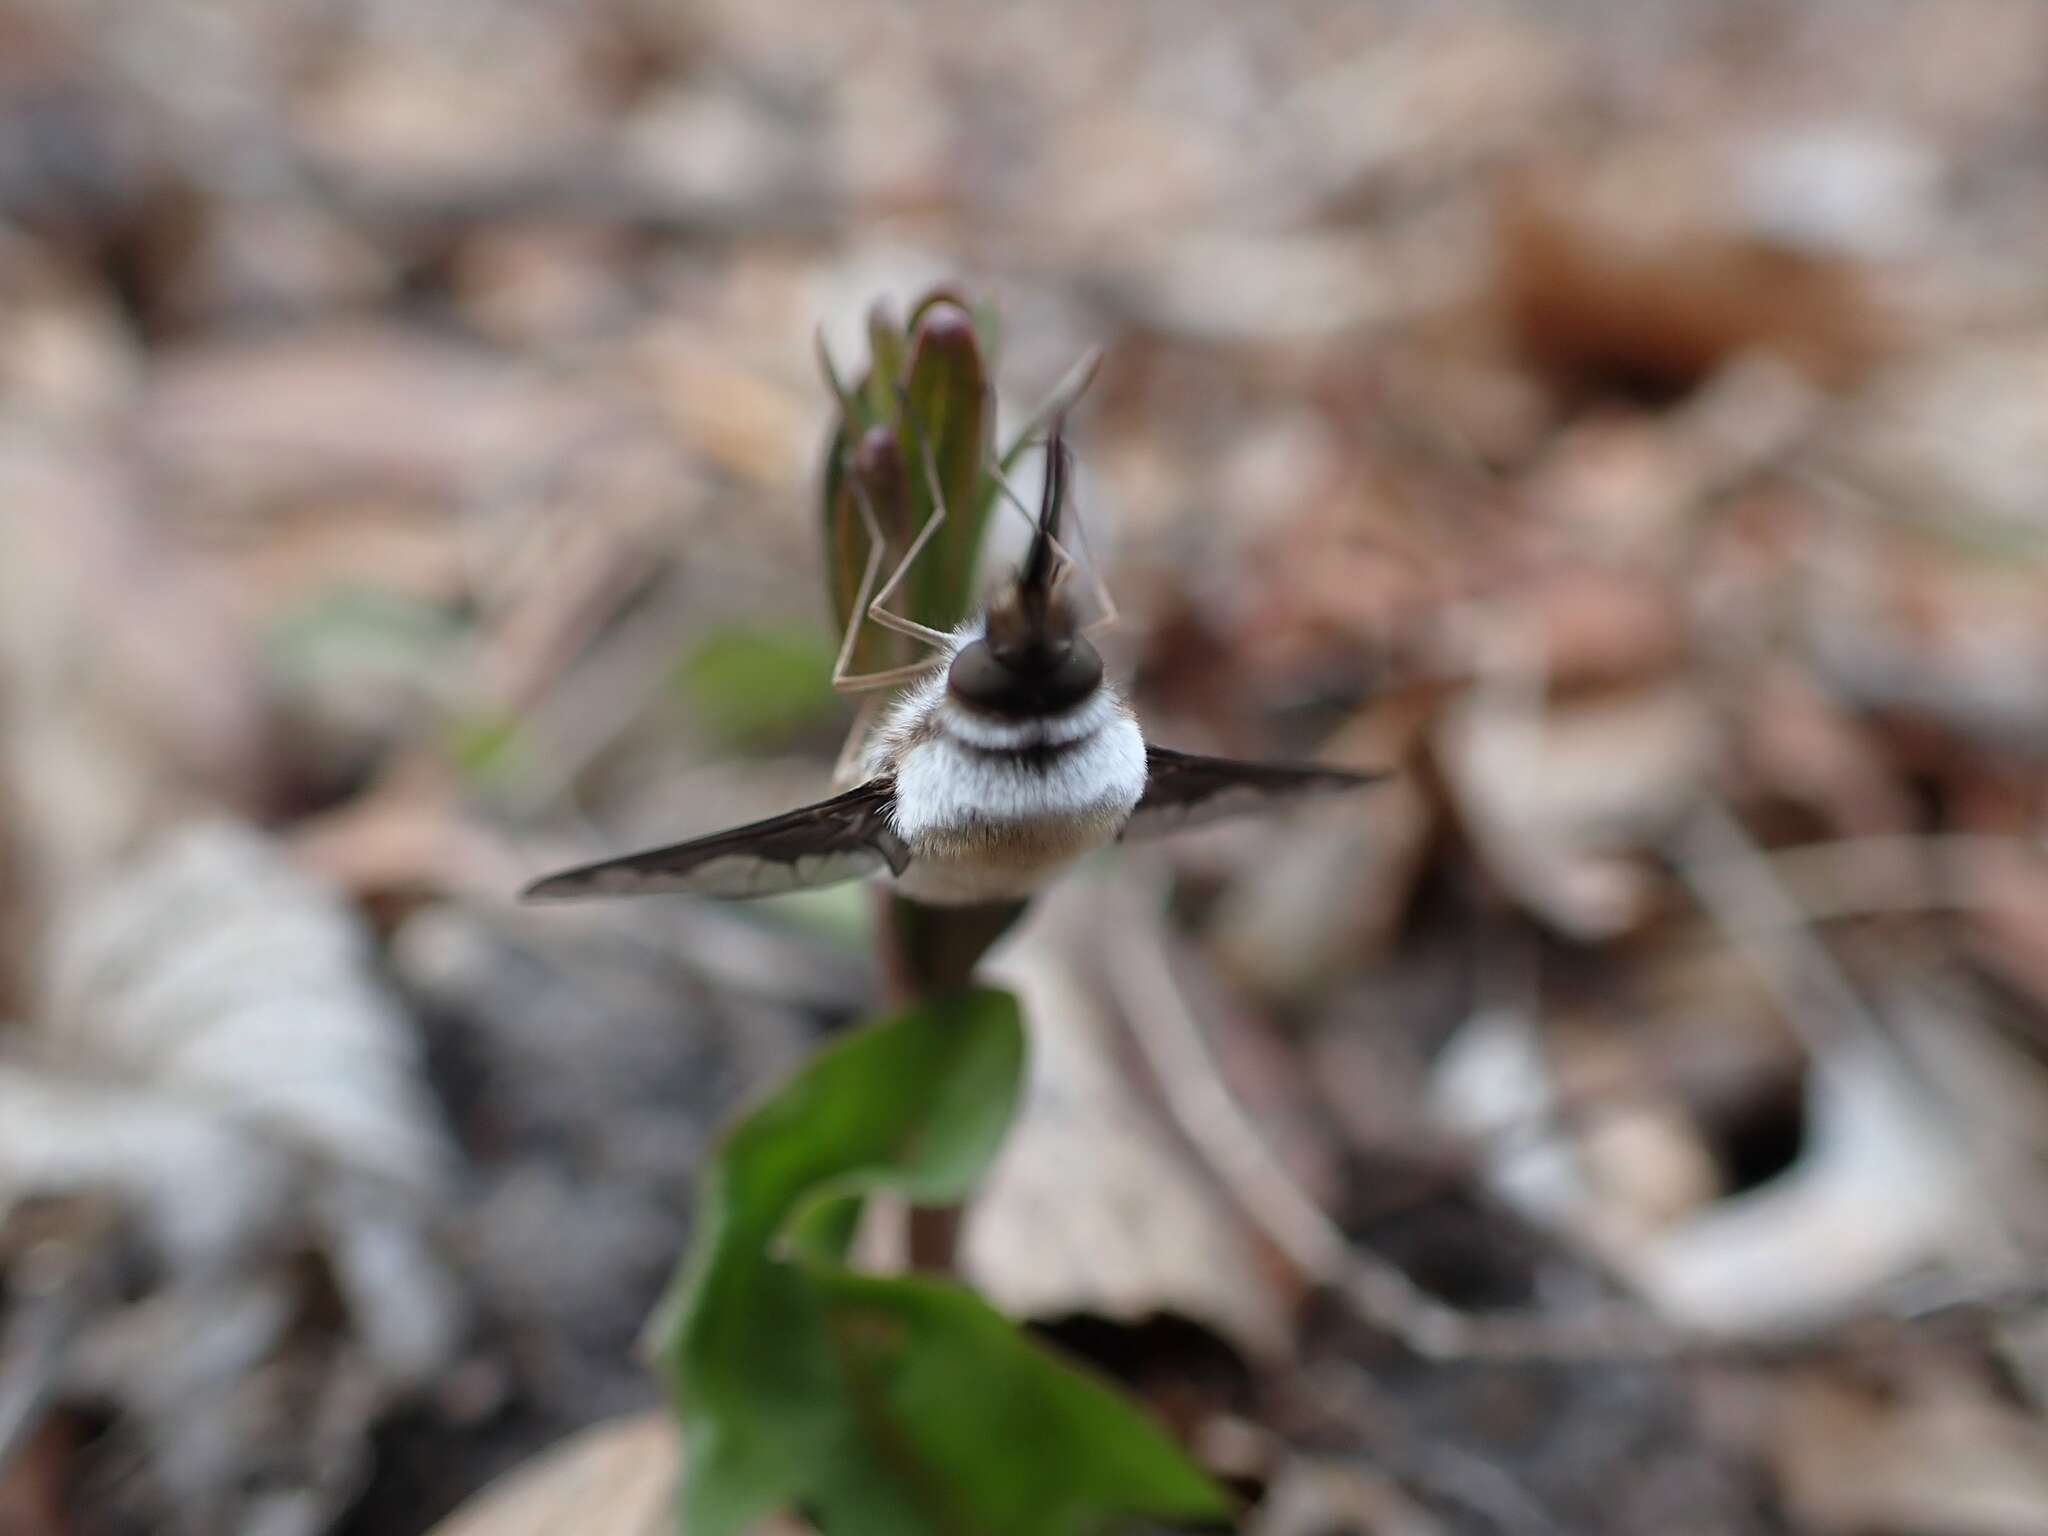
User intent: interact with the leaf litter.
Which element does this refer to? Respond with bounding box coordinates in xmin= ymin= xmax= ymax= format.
xmin=1 ymin=0 xmax=2047 ymax=1533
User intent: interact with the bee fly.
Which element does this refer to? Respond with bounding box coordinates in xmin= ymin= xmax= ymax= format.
xmin=523 ymin=422 xmax=1382 ymax=908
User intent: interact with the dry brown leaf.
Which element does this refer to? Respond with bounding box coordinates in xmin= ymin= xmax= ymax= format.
xmin=618 ymin=83 xmax=833 ymax=235
xmin=294 ymin=42 xmax=600 ymax=203
xmin=287 ymin=763 xmax=529 ymax=910
xmin=1436 ymin=666 xmax=1715 ymax=938
xmin=2 ymin=820 xmax=463 ymax=1532
xmin=1206 ymin=773 xmax=1432 ymax=1001
xmin=137 ymin=324 xmax=607 ymax=528
xmin=1737 ymin=663 xmax=1916 ymax=837
xmin=427 ymin=1413 xmax=678 ymax=1536
xmin=1771 ymin=1372 xmax=2048 ymax=1536
xmin=1631 ymin=1037 xmax=1971 ymax=1334
xmin=1500 ymin=138 xmax=1882 ymax=393
xmin=960 ymin=883 xmax=1293 ymax=1364
xmin=426 ymin=1410 xmax=814 ymax=1536
xmin=1430 ymin=1000 xmax=1988 ymax=1336
xmin=42 ymin=822 xmax=456 ymax=1213
xmin=1835 ymin=335 xmax=2048 ymax=548
xmin=0 ymin=229 xmax=138 ymax=426
xmin=452 ymin=223 xmax=632 ymax=347
xmin=1801 ymin=509 xmax=2048 ymax=747
xmin=1250 ymin=1457 xmax=1448 ymax=1536
xmin=0 ymin=1416 xmax=74 ymax=1536
xmin=0 ymin=440 xmax=276 ymax=926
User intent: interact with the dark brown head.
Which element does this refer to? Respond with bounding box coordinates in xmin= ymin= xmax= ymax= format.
xmin=946 ymin=423 xmax=1104 ymax=720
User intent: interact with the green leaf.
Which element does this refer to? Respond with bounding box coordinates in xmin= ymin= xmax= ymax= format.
xmin=821 ymin=423 xmax=886 ymax=675
xmin=968 ymin=297 xmax=1004 ymax=369
xmin=898 ymin=299 xmax=994 ymax=631
xmin=815 ymin=328 xmax=865 ymax=426
xmin=755 ymin=882 xmax=875 ymax=951
xmin=806 ymin=1271 xmax=1230 ymax=1536
xmin=822 ymin=345 xmax=921 ymax=680
xmin=780 ymin=1190 xmax=865 ymax=1266
xmin=266 ymin=583 xmax=466 ymax=691
xmin=659 ymin=988 xmax=1230 ymax=1536
xmin=863 ymin=300 xmax=905 ymax=420
xmin=819 ymin=290 xmax=1002 ymax=685
xmin=676 ymin=623 xmax=843 ymax=749
xmin=686 ymin=987 xmax=1026 ymax=1266
xmin=445 ymin=707 xmax=531 ymax=790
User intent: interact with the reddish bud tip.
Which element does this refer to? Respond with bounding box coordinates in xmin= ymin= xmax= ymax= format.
xmin=853 ymin=424 xmax=901 ymax=485
xmin=913 ymin=301 xmax=977 ymax=354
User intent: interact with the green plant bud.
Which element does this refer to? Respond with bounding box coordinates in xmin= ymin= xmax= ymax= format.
xmin=821 ymin=287 xmax=998 ymax=680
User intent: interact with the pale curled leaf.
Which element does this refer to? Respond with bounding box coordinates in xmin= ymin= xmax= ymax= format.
xmin=1768 ymin=1373 xmax=2048 ymax=1536
xmin=0 ymin=1067 xmax=288 ymax=1275
xmin=43 ymin=820 xmax=454 ymax=1202
xmin=1250 ymin=1459 xmax=1449 ymax=1536
xmin=424 ymin=1412 xmax=819 ymax=1536
xmin=1429 ymin=1008 xmax=1977 ymax=1338
xmin=0 ymin=819 xmax=466 ymax=1534
xmin=1436 ymin=668 xmax=1715 ymax=939
xmin=0 ymin=441 xmax=274 ymax=915
xmin=426 ymin=1412 xmax=683 ymax=1536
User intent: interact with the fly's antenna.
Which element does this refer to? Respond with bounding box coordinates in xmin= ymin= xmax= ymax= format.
xmin=1017 ymin=416 xmax=1068 ymax=615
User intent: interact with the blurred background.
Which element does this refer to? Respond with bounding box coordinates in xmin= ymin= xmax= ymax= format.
xmin=4 ymin=0 xmax=2048 ymax=1532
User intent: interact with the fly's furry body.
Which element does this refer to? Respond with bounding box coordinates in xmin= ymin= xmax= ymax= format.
xmin=864 ymin=618 xmax=1147 ymax=903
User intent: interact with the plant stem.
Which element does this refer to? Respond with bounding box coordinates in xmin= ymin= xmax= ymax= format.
xmin=874 ymin=890 xmax=1029 ymax=1273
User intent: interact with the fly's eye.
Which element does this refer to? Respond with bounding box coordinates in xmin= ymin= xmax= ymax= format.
xmin=1046 ymin=641 xmax=1104 ymax=709
xmin=947 ymin=637 xmax=1102 ymax=719
xmin=946 ymin=640 xmax=1013 ymax=712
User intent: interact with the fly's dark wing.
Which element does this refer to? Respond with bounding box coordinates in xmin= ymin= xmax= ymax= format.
xmin=522 ymin=779 xmax=910 ymax=902
xmin=1122 ymin=745 xmax=1384 ymax=841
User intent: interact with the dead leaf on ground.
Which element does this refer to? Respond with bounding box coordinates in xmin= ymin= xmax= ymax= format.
xmin=1768 ymin=1371 xmax=2048 ymax=1536
xmin=1500 ymin=138 xmax=1884 ymax=394
xmin=1249 ymin=1456 xmax=1448 ymax=1536
xmin=1436 ymin=665 xmax=1715 ymax=939
xmin=1 ymin=819 xmax=464 ymax=1533
xmin=960 ymin=881 xmax=1294 ymax=1365
xmin=426 ymin=1410 xmax=815 ymax=1536
xmin=426 ymin=1413 xmax=676 ymax=1536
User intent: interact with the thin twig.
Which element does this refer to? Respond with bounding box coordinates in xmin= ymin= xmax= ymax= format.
xmin=0 ymin=1208 xmax=122 ymax=1472
xmin=1301 ymin=1364 xmax=1570 ymax=1536
xmin=1671 ymin=802 xmax=2026 ymax=1274
xmin=1104 ymin=879 xmax=1679 ymax=1361
xmin=0 ymin=1290 xmax=74 ymax=1473
xmin=1728 ymin=832 xmax=2040 ymax=923
xmin=1103 ymin=875 xmax=2048 ymax=1364
xmin=1674 ymin=804 xmax=1916 ymax=1060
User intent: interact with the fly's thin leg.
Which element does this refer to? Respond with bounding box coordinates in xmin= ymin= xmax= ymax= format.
xmin=986 ymin=453 xmax=1118 ymax=634
xmin=830 ymin=465 xmax=953 ymax=694
xmin=1078 ymin=559 xmax=1120 ymax=637
xmin=1064 ymin=470 xmax=1120 ymax=636
xmin=831 ymin=654 xmax=946 ymax=693
xmin=986 ymin=460 xmax=1081 ymax=572
xmin=828 ymin=537 xmax=889 ymax=693
xmin=864 ymin=493 xmax=953 ymax=649
xmin=831 ymin=695 xmax=885 ymax=787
